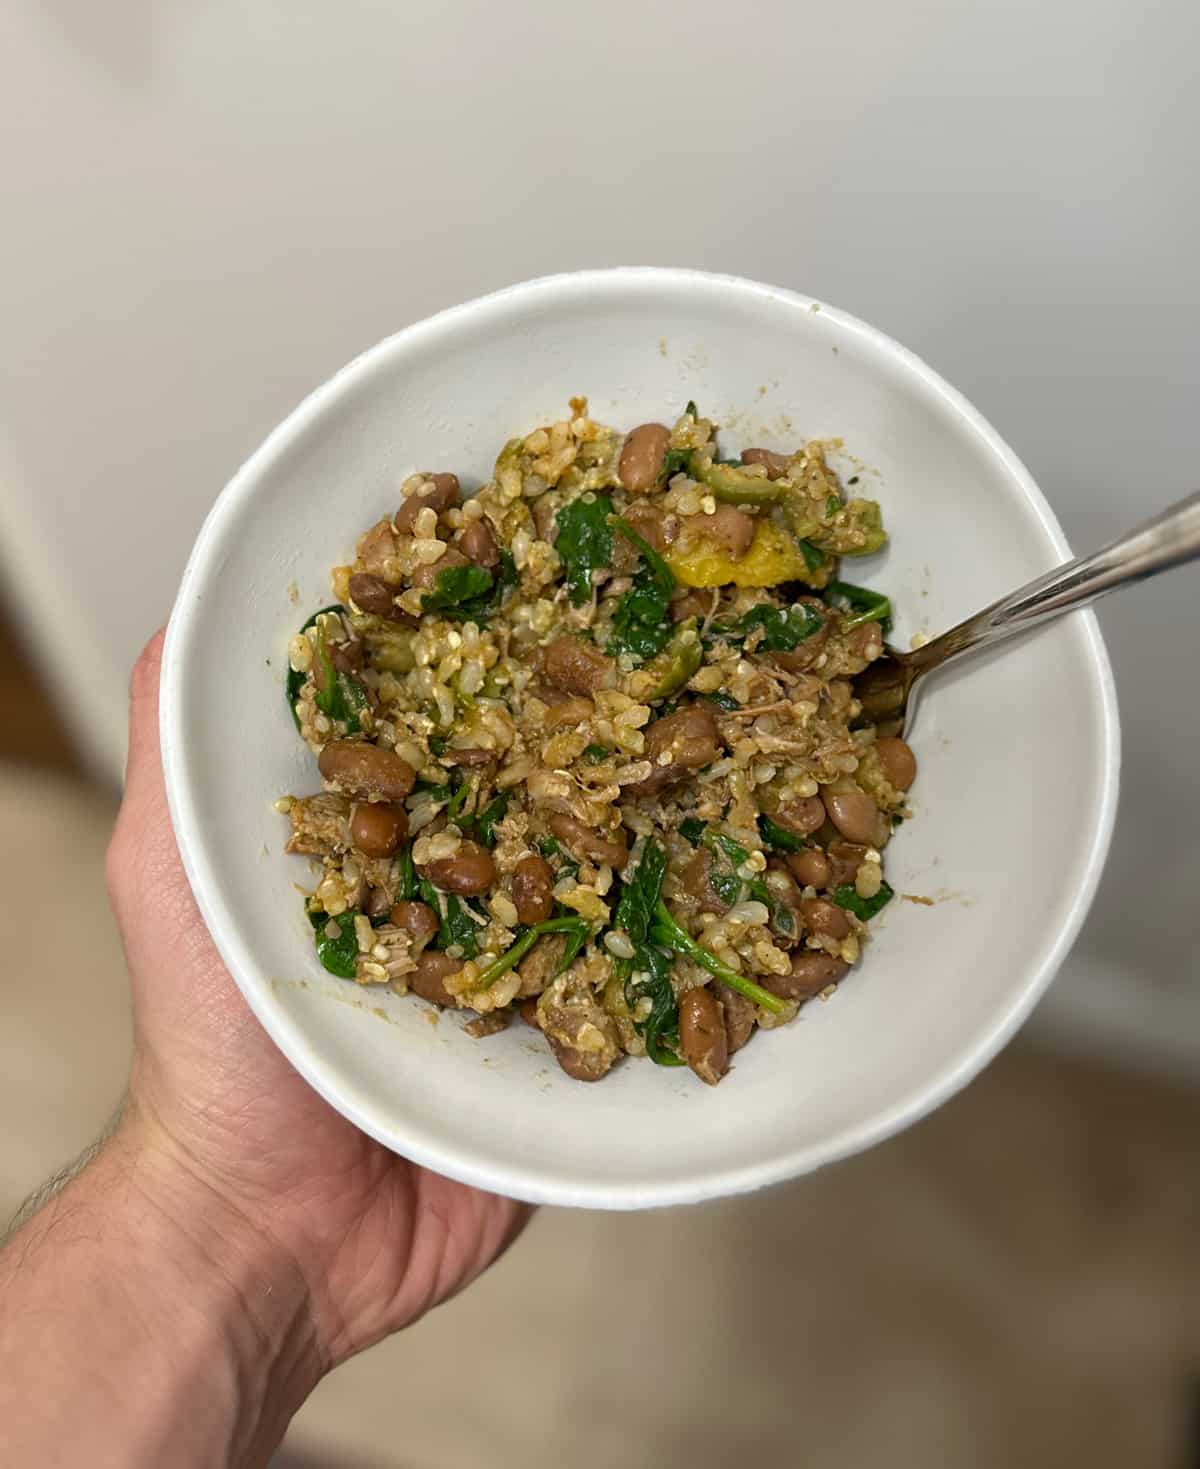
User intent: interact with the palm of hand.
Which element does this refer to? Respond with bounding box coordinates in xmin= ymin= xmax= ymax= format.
xmin=108 ymin=636 xmax=527 ymax=1365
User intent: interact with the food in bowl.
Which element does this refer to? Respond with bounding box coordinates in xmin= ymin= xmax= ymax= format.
xmin=277 ymin=398 xmax=915 ymax=1086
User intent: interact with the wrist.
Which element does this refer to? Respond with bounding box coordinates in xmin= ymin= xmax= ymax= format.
xmin=0 ymin=1109 xmax=324 ymax=1469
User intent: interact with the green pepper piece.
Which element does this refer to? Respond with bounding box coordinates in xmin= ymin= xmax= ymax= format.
xmin=641 ymin=620 xmax=703 ymax=700
xmin=686 ymin=451 xmax=784 ymax=506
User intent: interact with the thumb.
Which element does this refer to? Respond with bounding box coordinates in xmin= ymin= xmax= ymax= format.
xmin=123 ymin=627 xmax=167 ymax=799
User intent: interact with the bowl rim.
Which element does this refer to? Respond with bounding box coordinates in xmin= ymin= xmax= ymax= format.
xmin=161 ymin=266 xmax=1120 ymax=1209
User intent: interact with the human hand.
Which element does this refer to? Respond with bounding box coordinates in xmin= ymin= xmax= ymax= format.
xmin=108 ymin=631 xmax=529 ymax=1368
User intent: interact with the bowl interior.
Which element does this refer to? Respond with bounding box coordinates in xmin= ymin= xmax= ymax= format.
xmin=163 ymin=270 xmax=1116 ymax=1208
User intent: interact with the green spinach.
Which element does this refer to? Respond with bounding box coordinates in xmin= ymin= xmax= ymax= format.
xmin=826 ymin=580 xmax=891 ymax=632
xmin=758 ymin=814 xmax=807 ymax=854
xmin=556 ymin=495 xmax=614 ymax=605
xmin=607 ymin=519 xmax=676 ymax=663
xmin=308 ymin=906 xmax=359 ymax=979
xmin=833 ymin=881 xmax=894 ymax=921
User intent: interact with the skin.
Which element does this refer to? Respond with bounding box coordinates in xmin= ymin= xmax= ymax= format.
xmin=0 ymin=633 xmax=527 ymax=1469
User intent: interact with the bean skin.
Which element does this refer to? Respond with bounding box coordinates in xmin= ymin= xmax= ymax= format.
xmin=347 ymin=572 xmax=402 ymax=619
xmin=679 ymin=987 xmax=729 ymax=1085
xmin=670 ymin=588 xmax=714 ymax=623
xmin=318 ymin=741 xmax=416 ymax=801
xmin=766 ymin=953 xmax=850 ymax=1003
xmin=408 ymin=950 xmax=462 ymax=1007
xmin=875 ymin=736 xmax=917 ymax=792
xmin=512 ymin=854 xmax=555 ymax=925
xmin=714 ymin=983 xmax=757 ymax=1053
xmin=547 ymin=812 xmax=629 ymax=870
xmin=393 ymin=473 xmax=461 ymax=532
xmin=823 ymin=789 xmax=882 ymax=845
xmin=624 ymin=703 xmax=722 ymax=798
xmin=541 ymin=636 xmax=617 ymax=697
xmin=411 ymin=545 xmax=469 ymax=591
xmin=740 ymin=447 xmax=791 ymax=479
xmin=618 ymin=423 xmax=671 ymax=493
xmin=349 ymin=801 xmax=408 ymax=858
xmin=771 ymin=795 xmax=826 ymax=838
xmin=388 ymin=900 xmax=439 ymax=951
xmin=827 ymin=840 xmax=870 ymax=886
xmin=458 ymin=518 xmax=500 ymax=568
xmin=421 ymin=840 xmax=496 ymax=896
xmin=787 ymin=847 xmax=832 ymax=890
xmin=800 ymin=897 xmax=851 ymax=941
xmin=364 ymin=886 xmax=393 ymax=920
xmin=681 ymin=504 xmax=756 ymax=559
xmin=519 ymin=997 xmax=541 ymax=1028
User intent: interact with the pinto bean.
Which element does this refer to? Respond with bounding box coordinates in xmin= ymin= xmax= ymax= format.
xmin=547 ymin=812 xmax=630 ymax=870
xmin=356 ymin=519 xmax=401 ymax=580
xmin=458 ymin=518 xmax=499 ymax=569
xmin=349 ymin=801 xmax=408 ymax=858
xmin=512 ymin=854 xmax=555 ymax=925
xmin=516 ymin=933 xmax=567 ymax=998
xmin=679 ymin=987 xmax=729 ymax=1085
xmin=519 ymin=997 xmax=541 ymax=1028
xmin=347 ymin=572 xmax=403 ymax=619
xmin=393 ymin=473 xmax=461 ymax=533
xmin=364 ymin=885 xmax=393 ymax=920
xmin=541 ymin=635 xmax=617 ymax=696
xmin=408 ymin=950 xmax=462 ymax=1007
xmin=388 ymin=900 xmax=439 ymax=952
xmin=410 ymin=545 xmax=469 ymax=591
xmin=827 ymin=840 xmax=870 ymax=886
xmin=715 ymin=984 xmax=757 ymax=1053
xmin=823 ymin=789 xmax=882 ymax=845
xmin=421 ymin=840 xmax=496 ymax=896
xmin=800 ymin=897 xmax=851 ymax=940
xmin=787 ymin=847 xmax=832 ymax=890
xmin=682 ymin=504 xmax=756 ymax=560
xmin=740 ymin=447 xmax=791 ymax=479
xmin=771 ymin=795 xmax=826 ymax=838
xmin=622 ymin=499 xmax=676 ymax=554
xmin=618 ymin=423 xmax=671 ymax=493
xmin=625 ymin=703 xmax=722 ymax=797
xmin=318 ymin=741 xmax=417 ymax=801
xmin=766 ymin=952 xmax=850 ymax=1003
xmin=875 ymin=736 xmax=917 ymax=792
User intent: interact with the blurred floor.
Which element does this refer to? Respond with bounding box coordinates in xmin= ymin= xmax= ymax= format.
xmin=3 ymin=617 xmax=1198 ymax=1468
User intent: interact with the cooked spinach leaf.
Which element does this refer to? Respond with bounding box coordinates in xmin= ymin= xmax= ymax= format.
xmin=286 ymin=604 xmax=345 ymax=730
xmin=826 ymin=580 xmax=892 ymax=631
xmin=607 ymin=519 xmax=676 ymax=663
xmin=833 ymin=881 xmax=894 ymax=921
xmin=472 ymin=914 xmax=590 ymax=991
xmin=418 ymin=879 xmax=482 ymax=958
xmin=471 ymin=791 xmax=510 ymax=847
xmin=308 ymin=906 xmax=359 ymax=979
xmin=711 ymin=601 xmax=825 ymax=651
xmin=702 ymin=690 xmax=741 ymax=711
xmin=556 ymin=495 xmax=615 ymax=605
xmin=649 ymin=901 xmax=786 ymax=1013
xmin=679 ymin=817 xmax=706 ymax=845
xmin=758 ymin=814 xmax=807 ymax=854
xmin=583 ymin=743 xmax=610 ymax=763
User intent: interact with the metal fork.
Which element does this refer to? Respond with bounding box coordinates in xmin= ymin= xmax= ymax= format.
xmin=852 ymin=491 xmax=1200 ymax=736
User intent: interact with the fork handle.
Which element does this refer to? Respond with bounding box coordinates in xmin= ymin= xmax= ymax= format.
xmin=912 ymin=490 xmax=1200 ymax=669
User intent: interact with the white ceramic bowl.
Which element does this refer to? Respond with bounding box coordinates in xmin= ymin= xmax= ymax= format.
xmin=161 ymin=268 xmax=1119 ymax=1209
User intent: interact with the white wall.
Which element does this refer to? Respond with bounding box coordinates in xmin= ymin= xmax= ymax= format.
xmin=2 ymin=0 xmax=1197 ymax=1065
